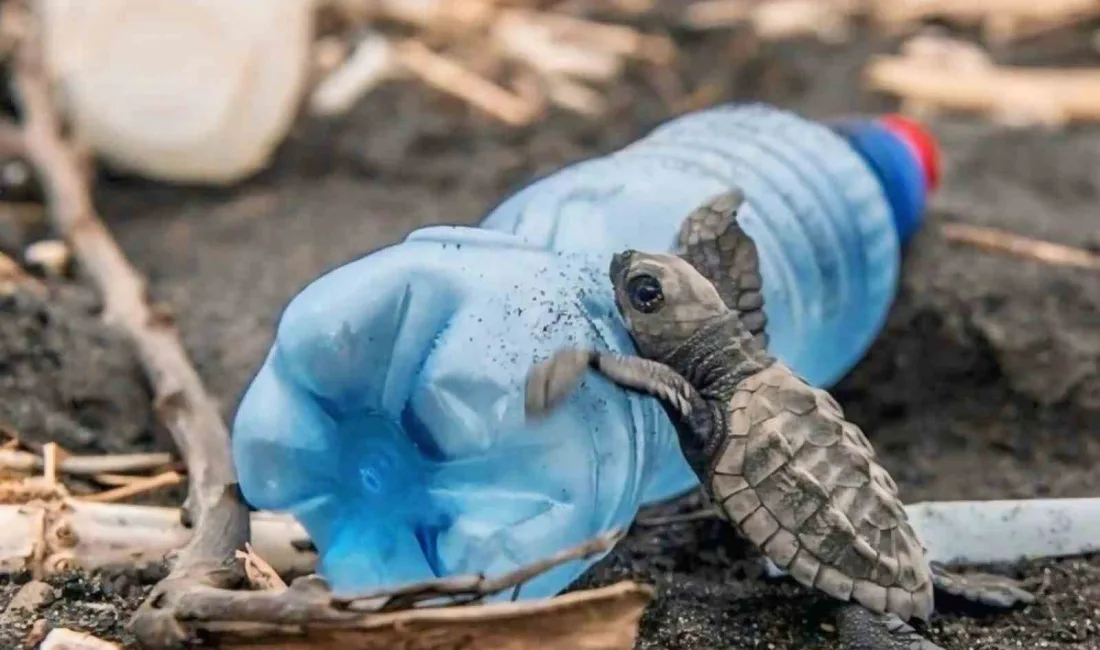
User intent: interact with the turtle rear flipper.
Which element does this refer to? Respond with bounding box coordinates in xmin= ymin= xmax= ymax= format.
xmin=836 ymin=606 xmax=943 ymax=650
xmin=676 ymin=190 xmax=768 ymax=351
xmin=930 ymin=562 xmax=1036 ymax=611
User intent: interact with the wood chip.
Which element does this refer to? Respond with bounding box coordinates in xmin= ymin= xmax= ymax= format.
xmin=236 ymin=543 xmax=289 ymax=591
xmin=395 ymin=39 xmax=540 ymax=125
xmin=24 ymin=238 xmax=71 ymax=277
xmin=0 ymin=249 xmax=45 ymax=295
xmin=544 ymin=74 xmax=609 ymax=118
xmin=0 ymin=477 xmax=67 ymax=505
xmin=0 ymin=580 xmax=56 ymax=622
xmin=42 ymin=442 xmax=60 ymax=485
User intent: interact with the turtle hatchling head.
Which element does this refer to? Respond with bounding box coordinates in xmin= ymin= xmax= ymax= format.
xmin=609 ymin=249 xmax=729 ymax=359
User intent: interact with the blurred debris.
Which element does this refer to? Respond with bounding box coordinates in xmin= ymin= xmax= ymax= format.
xmin=24 ymin=238 xmax=71 ymax=277
xmin=312 ymin=0 xmax=679 ymax=122
xmin=77 ymin=470 xmax=183 ymax=504
xmin=682 ymin=0 xmax=858 ymax=42
xmin=866 ymin=32 xmax=1100 ymax=126
xmin=0 ymin=248 xmax=45 ymax=295
xmin=941 ymin=222 xmax=1100 ymax=271
xmin=868 ymin=0 xmax=1100 ymax=44
xmin=310 ymin=30 xmax=398 ymax=117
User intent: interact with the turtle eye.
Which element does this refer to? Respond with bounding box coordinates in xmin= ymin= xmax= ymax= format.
xmin=627 ymin=274 xmax=664 ymax=313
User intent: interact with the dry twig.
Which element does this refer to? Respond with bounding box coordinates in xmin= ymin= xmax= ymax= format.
xmin=0 ymin=449 xmax=175 ymax=477
xmin=7 ymin=2 xmax=250 ymax=646
xmin=682 ymin=0 xmax=857 ymax=42
xmin=941 ymin=222 xmax=1100 ymax=271
xmin=78 ymin=470 xmax=184 ymax=504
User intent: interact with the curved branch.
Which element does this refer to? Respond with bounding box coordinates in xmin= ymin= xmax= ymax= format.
xmin=8 ymin=3 xmax=249 ymax=647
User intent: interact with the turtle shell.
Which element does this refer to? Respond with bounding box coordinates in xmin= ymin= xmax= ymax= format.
xmin=707 ymin=363 xmax=934 ymax=622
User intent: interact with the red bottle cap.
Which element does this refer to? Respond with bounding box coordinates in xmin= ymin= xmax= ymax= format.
xmin=879 ymin=114 xmax=941 ymax=193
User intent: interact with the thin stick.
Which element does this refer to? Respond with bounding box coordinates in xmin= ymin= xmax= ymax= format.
xmin=79 ymin=470 xmax=184 ymax=504
xmin=0 ymin=449 xmax=175 ymax=476
xmin=42 ymin=442 xmax=59 ymax=485
xmin=941 ymin=222 xmax=1100 ymax=271
xmin=8 ymin=4 xmax=250 ymax=647
xmin=395 ymin=39 xmax=540 ymax=126
xmin=91 ymin=473 xmax=147 ymax=487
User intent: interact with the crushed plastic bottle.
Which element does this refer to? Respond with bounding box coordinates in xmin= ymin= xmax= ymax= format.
xmin=232 ymin=104 xmax=940 ymax=600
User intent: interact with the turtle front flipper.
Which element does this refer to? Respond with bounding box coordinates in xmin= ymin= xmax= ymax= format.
xmin=676 ymin=189 xmax=768 ymax=350
xmin=590 ymin=353 xmax=704 ymax=421
xmin=836 ymin=605 xmax=943 ymax=650
xmin=930 ymin=562 xmax=1036 ymax=610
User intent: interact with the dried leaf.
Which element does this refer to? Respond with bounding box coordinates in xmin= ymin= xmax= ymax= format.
xmin=196 ymin=581 xmax=654 ymax=650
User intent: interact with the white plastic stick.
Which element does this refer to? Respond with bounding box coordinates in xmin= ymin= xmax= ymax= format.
xmin=906 ymin=499 xmax=1100 ymax=566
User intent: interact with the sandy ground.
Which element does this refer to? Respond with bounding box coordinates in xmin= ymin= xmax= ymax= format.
xmin=1 ymin=26 xmax=1098 ymax=650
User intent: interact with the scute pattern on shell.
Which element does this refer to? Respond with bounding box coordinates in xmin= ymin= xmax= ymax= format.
xmin=708 ymin=364 xmax=934 ymax=622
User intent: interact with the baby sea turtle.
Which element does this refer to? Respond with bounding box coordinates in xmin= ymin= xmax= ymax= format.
xmin=525 ymin=191 xmax=1034 ymax=650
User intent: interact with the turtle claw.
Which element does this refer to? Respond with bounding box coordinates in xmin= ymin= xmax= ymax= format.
xmin=524 ymin=348 xmax=594 ymax=419
xmin=836 ymin=606 xmax=943 ymax=650
xmin=930 ymin=562 xmax=1036 ymax=610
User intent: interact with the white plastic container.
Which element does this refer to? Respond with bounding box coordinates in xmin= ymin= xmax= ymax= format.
xmin=40 ymin=0 xmax=315 ymax=184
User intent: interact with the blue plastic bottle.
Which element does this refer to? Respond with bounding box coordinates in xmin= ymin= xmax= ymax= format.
xmin=232 ymin=104 xmax=940 ymax=600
